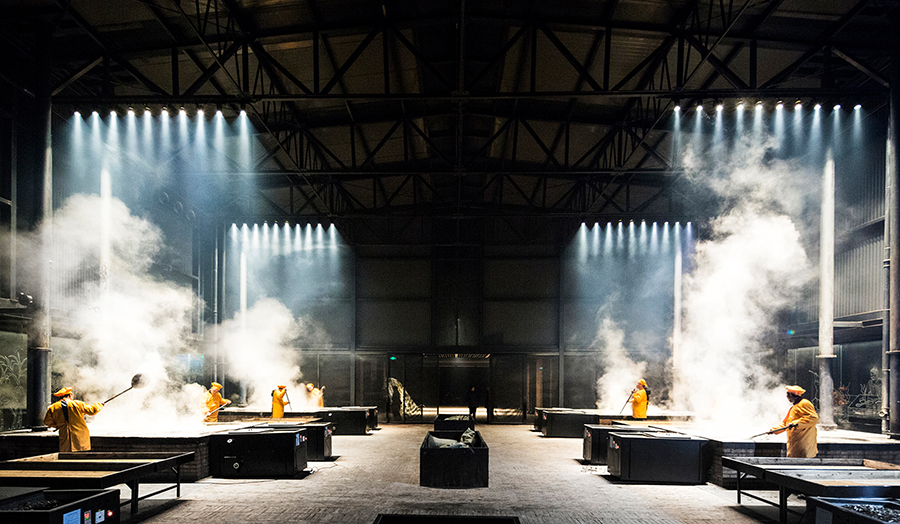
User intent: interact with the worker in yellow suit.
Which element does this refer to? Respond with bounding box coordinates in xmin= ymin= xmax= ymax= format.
xmin=43 ymin=387 xmax=104 ymax=452
xmin=770 ymin=385 xmax=818 ymax=457
xmin=628 ymin=379 xmax=649 ymax=419
xmin=272 ymin=385 xmax=290 ymax=418
xmin=204 ymin=382 xmax=231 ymax=422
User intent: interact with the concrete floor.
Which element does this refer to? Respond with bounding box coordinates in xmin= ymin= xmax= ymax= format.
xmin=121 ymin=423 xmax=796 ymax=524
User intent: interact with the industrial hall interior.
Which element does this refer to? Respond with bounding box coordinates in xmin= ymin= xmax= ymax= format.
xmin=2 ymin=0 xmax=900 ymax=523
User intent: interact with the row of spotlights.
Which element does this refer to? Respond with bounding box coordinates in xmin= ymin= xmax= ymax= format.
xmin=73 ymin=105 xmax=247 ymax=117
xmin=674 ymin=101 xmax=863 ymax=112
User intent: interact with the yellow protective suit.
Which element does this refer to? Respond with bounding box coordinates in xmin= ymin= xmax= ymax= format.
xmin=204 ymin=390 xmax=228 ymax=422
xmin=272 ymin=388 xmax=289 ymax=418
xmin=774 ymin=398 xmax=819 ymax=457
xmin=43 ymin=399 xmax=104 ymax=452
xmin=631 ymin=388 xmax=648 ymax=419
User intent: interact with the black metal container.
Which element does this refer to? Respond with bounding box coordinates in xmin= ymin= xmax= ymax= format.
xmin=807 ymin=497 xmax=900 ymax=524
xmin=434 ymin=414 xmax=475 ymax=432
xmin=0 ymin=487 xmax=120 ymax=524
xmin=582 ymin=424 xmax=665 ymax=465
xmin=420 ymin=430 xmax=489 ymax=488
xmin=300 ymin=422 xmax=334 ymax=460
xmin=541 ymin=410 xmax=601 ymax=438
xmin=313 ymin=407 xmax=370 ymax=435
xmin=210 ymin=427 xmax=308 ymax=478
xmin=607 ymin=432 xmax=707 ymax=483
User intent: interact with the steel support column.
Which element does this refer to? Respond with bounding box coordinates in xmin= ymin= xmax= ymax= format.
xmin=25 ymin=25 xmax=53 ymax=428
xmin=889 ymin=7 xmax=900 ymax=437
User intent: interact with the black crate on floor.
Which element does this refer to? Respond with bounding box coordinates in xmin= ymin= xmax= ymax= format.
xmin=807 ymin=497 xmax=900 ymax=524
xmin=434 ymin=414 xmax=475 ymax=432
xmin=210 ymin=427 xmax=308 ymax=478
xmin=582 ymin=425 xmax=665 ymax=465
xmin=420 ymin=431 xmax=489 ymax=488
xmin=542 ymin=410 xmax=601 ymax=438
xmin=301 ymin=422 xmax=334 ymax=460
xmin=607 ymin=432 xmax=707 ymax=483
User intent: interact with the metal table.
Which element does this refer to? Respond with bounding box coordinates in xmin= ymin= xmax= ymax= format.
xmin=722 ymin=457 xmax=900 ymax=523
xmin=0 ymin=451 xmax=195 ymax=515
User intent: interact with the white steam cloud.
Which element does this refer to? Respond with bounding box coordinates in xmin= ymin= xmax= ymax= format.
xmin=672 ymin=136 xmax=819 ymax=437
xmin=218 ymin=297 xmax=322 ymax=410
xmin=593 ymin=315 xmax=646 ymax=413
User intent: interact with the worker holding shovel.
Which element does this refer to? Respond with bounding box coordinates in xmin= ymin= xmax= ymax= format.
xmin=204 ymin=382 xmax=231 ymax=422
xmin=43 ymin=387 xmax=105 ymax=452
xmin=768 ymin=385 xmax=819 ymax=457
xmin=272 ymin=384 xmax=290 ymax=419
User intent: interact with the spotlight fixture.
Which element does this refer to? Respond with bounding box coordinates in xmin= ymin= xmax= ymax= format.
xmin=674 ymin=104 xmax=681 ymax=112
xmin=834 ymin=103 xmax=841 ymax=110
xmin=144 ymin=105 xmax=151 ymax=113
xmin=776 ymin=100 xmax=784 ymax=109
xmin=162 ymin=106 xmax=168 ymax=114
xmin=73 ymin=109 xmax=80 ymax=116
xmin=855 ymin=104 xmax=862 ymax=110
xmin=737 ymin=100 xmax=745 ymax=110
xmin=814 ymin=102 xmax=822 ymax=110
xmin=110 ymin=109 xmax=117 ymax=116
xmin=715 ymin=101 xmax=723 ymax=112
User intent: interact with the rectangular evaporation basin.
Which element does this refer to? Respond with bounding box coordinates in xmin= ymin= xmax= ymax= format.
xmin=373 ymin=516 xmax=521 ymax=524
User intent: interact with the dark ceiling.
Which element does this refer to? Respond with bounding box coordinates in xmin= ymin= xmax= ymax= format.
xmin=0 ymin=0 xmax=896 ymax=246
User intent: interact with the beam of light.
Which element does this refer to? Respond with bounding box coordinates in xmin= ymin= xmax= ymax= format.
xmin=628 ymin=221 xmax=636 ymax=259
xmin=752 ymin=101 xmax=764 ymax=141
xmin=69 ymin=111 xmax=84 ymax=185
xmin=262 ymin=222 xmax=270 ymax=251
xmin=293 ymin=224 xmax=302 ymax=253
xmin=305 ymin=224 xmax=314 ymax=250
xmin=604 ymin=222 xmax=613 ymax=256
xmin=672 ymin=103 xmax=682 ymax=169
xmin=141 ymin=106 xmax=154 ymax=165
xmin=713 ymin=102 xmax=724 ymax=146
xmin=639 ymin=220 xmax=648 ymax=255
xmin=195 ymin=110 xmax=208 ymax=172
xmin=735 ymin=101 xmax=745 ymax=136
xmin=810 ymin=102 xmax=823 ymax=162
xmin=662 ymin=221 xmax=670 ymax=254
xmin=213 ymin=108 xmax=226 ymax=172
xmin=577 ymin=222 xmax=589 ymax=260
xmin=251 ymin=223 xmax=260 ymax=249
xmin=178 ymin=108 xmax=190 ymax=155
xmin=160 ymin=106 xmax=172 ymax=162
xmin=691 ymin=104 xmax=705 ymax=157
xmin=774 ymin=99 xmax=785 ymax=152
xmin=832 ymin=105 xmax=843 ymax=158
xmin=590 ymin=222 xmax=600 ymax=257
xmin=851 ymin=103 xmax=863 ymax=147
xmin=316 ymin=223 xmax=325 ymax=248
xmin=125 ymin=107 xmax=138 ymax=163
xmin=650 ymin=222 xmax=659 ymax=255
xmin=238 ymin=110 xmax=252 ymax=169
xmin=616 ymin=221 xmax=624 ymax=253
xmin=792 ymin=99 xmax=806 ymax=154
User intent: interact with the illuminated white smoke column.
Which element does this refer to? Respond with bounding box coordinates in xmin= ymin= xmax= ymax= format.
xmin=594 ymin=315 xmax=647 ymax=412
xmin=674 ymin=138 xmax=818 ymax=437
xmin=218 ymin=298 xmax=313 ymax=409
xmin=27 ymin=193 xmax=209 ymax=434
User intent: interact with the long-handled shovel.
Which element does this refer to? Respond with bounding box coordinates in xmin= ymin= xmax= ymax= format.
xmin=749 ymin=422 xmax=798 ymax=439
xmin=284 ymin=389 xmax=292 ymax=412
xmin=619 ymin=390 xmax=636 ymax=415
xmin=103 ymin=373 xmax=145 ymax=404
